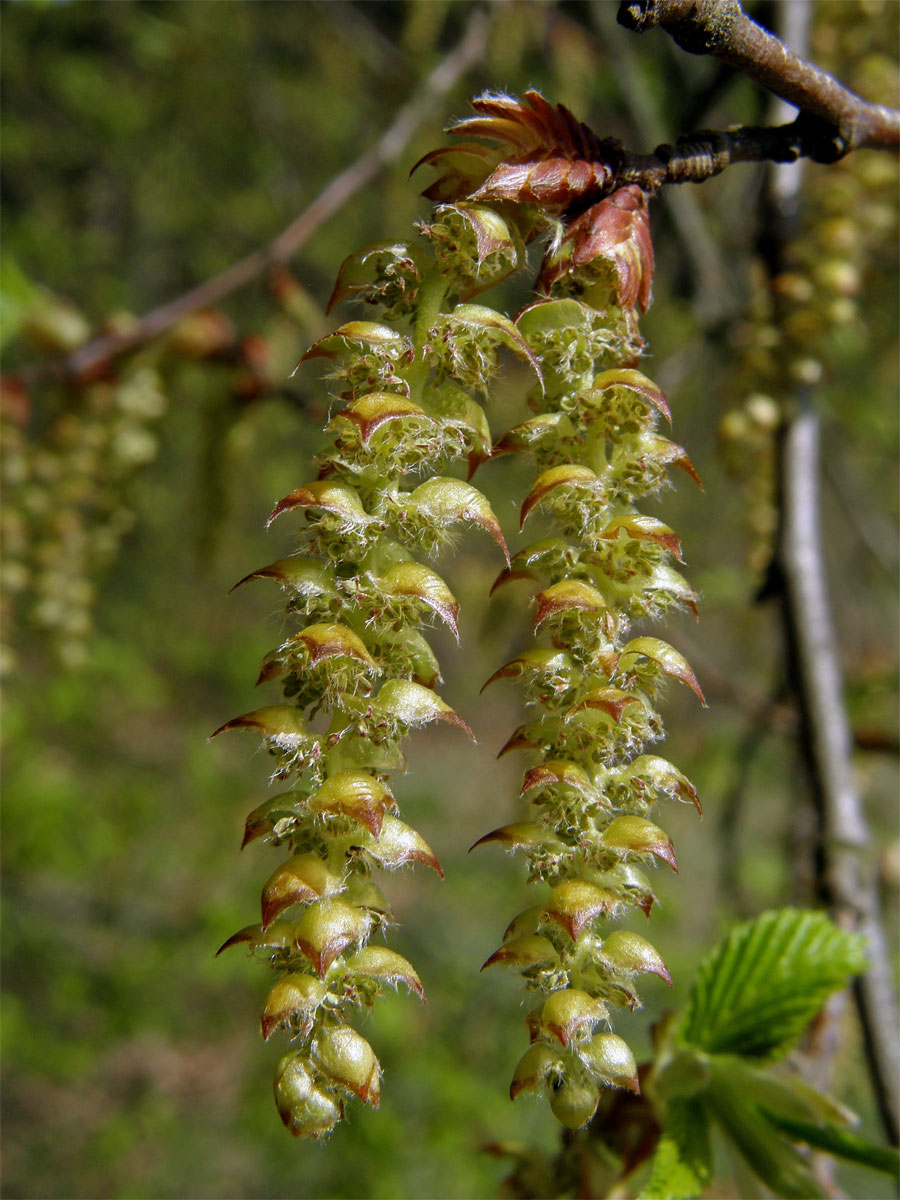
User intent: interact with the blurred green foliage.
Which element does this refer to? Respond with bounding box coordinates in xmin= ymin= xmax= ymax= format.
xmin=1 ymin=2 xmax=897 ymax=1197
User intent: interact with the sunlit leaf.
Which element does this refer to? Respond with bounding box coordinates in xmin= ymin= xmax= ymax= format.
xmin=680 ymin=908 xmax=868 ymax=1060
xmin=641 ymin=1096 xmax=712 ymax=1200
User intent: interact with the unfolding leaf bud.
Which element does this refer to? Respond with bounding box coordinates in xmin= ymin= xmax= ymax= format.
xmin=538 ymin=186 xmax=654 ymax=313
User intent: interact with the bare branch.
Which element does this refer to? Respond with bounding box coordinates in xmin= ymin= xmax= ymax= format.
xmin=618 ymin=0 xmax=900 ymax=153
xmin=16 ymin=10 xmax=490 ymax=386
xmin=616 ymin=115 xmax=845 ymax=190
xmin=590 ymin=1 xmax=740 ymax=324
xmin=780 ymin=401 xmax=900 ymax=1145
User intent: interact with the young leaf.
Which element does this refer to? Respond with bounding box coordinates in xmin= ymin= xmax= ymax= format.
xmin=640 ymin=1096 xmax=712 ymax=1200
xmin=707 ymin=1062 xmax=826 ymax=1200
xmin=680 ymin=908 xmax=867 ymax=1060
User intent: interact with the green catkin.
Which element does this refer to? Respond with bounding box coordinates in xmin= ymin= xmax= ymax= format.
xmin=213 ymin=150 xmax=531 ymax=1138
xmin=0 ymin=366 xmax=166 ymax=672
xmin=422 ymin=91 xmax=705 ymax=1130
xmin=216 ymin=87 xmax=705 ymax=1138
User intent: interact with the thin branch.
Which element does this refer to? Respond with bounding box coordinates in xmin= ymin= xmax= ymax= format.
xmin=780 ymin=401 xmax=900 ymax=1145
xmin=590 ymin=1 xmax=740 ymax=325
xmin=16 ymin=10 xmax=490 ymax=386
xmin=616 ymin=115 xmax=873 ymax=192
xmin=617 ymin=0 xmax=900 ymax=154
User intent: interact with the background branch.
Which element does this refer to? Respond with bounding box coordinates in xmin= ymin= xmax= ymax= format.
xmin=616 ymin=115 xmax=851 ymax=189
xmin=780 ymin=403 xmax=900 ymax=1145
xmin=617 ymin=0 xmax=900 ymax=153
xmin=15 ymin=9 xmax=489 ymax=386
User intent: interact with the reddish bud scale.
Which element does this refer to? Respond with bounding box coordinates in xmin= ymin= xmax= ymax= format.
xmin=429 ymin=93 xmax=702 ymax=1129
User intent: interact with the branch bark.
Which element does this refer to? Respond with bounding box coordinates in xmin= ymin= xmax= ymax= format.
xmin=780 ymin=403 xmax=900 ymax=1145
xmin=618 ymin=0 xmax=900 ymax=153
xmin=616 ymin=115 xmax=852 ymax=189
xmin=16 ymin=9 xmax=490 ymax=386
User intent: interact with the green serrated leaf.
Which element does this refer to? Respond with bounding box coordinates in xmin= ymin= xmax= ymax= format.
xmin=680 ymin=908 xmax=867 ymax=1060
